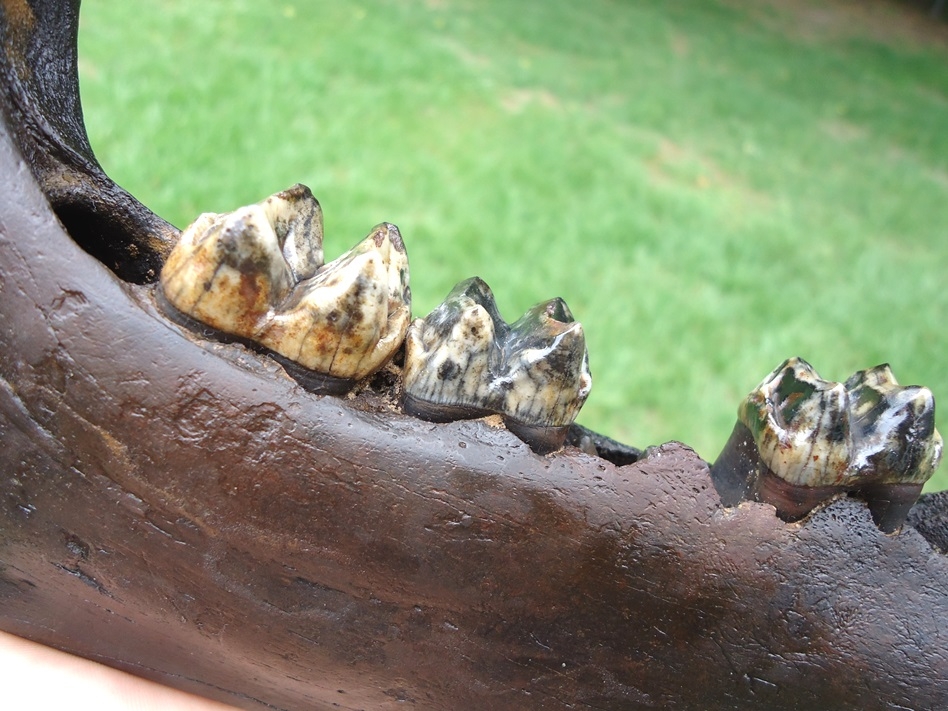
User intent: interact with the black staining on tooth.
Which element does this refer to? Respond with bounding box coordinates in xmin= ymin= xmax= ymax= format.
xmin=711 ymin=356 xmax=943 ymax=532
xmin=402 ymin=277 xmax=592 ymax=454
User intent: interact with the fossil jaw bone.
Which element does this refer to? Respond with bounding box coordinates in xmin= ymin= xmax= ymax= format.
xmin=159 ymin=185 xmax=410 ymax=390
xmin=402 ymin=277 xmax=592 ymax=454
xmin=712 ymin=356 xmax=943 ymax=531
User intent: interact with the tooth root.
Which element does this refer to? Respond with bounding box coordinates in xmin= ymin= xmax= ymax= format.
xmin=402 ymin=277 xmax=592 ymax=454
xmin=160 ymin=204 xmax=294 ymax=336
xmin=256 ymin=224 xmax=410 ymax=382
xmin=260 ymin=183 xmax=324 ymax=281
xmin=711 ymin=357 xmax=943 ymax=531
xmin=160 ymin=189 xmax=410 ymax=391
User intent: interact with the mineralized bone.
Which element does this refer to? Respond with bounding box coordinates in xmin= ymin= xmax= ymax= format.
xmin=403 ymin=277 xmax=591 ymax=453
xmin=711 ymin=356 xmax=943 ymax=531
xmin=5 ymin=3 xmax=948 ymax=709
xmin=160 ymin=190 xmax=409 ymax=389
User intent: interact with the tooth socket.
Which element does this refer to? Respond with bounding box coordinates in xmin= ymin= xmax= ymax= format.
xmin=402 ymin=277 xmax=591 ymax=454
xmin=711 ymin=357 xmax=943 ymax=531
xmin=159 ymin=188 xmax=410 ymax=391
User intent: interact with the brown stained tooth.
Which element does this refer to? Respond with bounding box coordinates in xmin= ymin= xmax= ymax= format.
xmin=710 ymin=356 xmax=943 ymax=531
xmin=159 ymin=205 xmax=295 ymax=336
xmin=256 ymin=223 xmax=411 ymax=382
xmin=159 ymin=187 xmax=410 ymax=391
xmin=402 ymin=277 xmax=591 ymax=454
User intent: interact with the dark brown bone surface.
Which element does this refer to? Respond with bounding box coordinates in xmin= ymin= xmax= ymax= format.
xmin=1 ymin=2 xmax=948 ymax=709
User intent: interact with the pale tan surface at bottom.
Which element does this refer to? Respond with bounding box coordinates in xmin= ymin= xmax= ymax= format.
xmin=0 ymin=631 xmax=238 ymax=711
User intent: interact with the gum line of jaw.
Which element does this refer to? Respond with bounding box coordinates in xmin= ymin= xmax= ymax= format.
xmin=157 ymin=185 xmax=943 ymax=532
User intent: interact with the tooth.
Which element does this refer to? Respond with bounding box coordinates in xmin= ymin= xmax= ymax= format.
xmin=845 ymin=365 xmax=943 ymax=532
xmin=402 ymin=277 xmax=592 ymax=454
xmin=258 ymin=183 xmax=324 ymax=281
xmin=711 ymin=357 xmax=943 ymax=531
xmin=257 ymin=223 xmax=411 ymax=383
xmin=159 ymin=188 xmax=410 ymax=392
xmin=159 ymin=204 xmax=295 ymax=336
xmin=499 ymin=299 xmax=593 ymax=453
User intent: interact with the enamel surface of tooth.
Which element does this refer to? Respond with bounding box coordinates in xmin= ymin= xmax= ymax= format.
xmin=719 ymin=356 xmax=943 ymax=527
xmin=259 ymin=183 xmax=324 ymax=281
xmin=403 ymin=277 xmax=592 ymax=450
xmin=160 ymin=188 xmax=410 ymax=384
xmin=257 ymin=224 xmax=411 ymax=380
xmin=402 ymin=278 xmax=501 ymax=415
xmin=845 ymin=365 xmax=943 ymax=484
xmin=160 ymin=205 xmax=295 ymax=336
xmin=501 ymin=300 xmax=592 ymax=428
xmin=740 ymin=357 xmax=851 ymax=487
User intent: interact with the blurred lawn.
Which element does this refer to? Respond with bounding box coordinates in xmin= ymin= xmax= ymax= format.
xmin=78 ymin=0 xmax=948 ymax=489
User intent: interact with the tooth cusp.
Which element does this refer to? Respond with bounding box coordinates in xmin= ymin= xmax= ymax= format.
xmin=159 ymin=187 xmax=410 ymax=390
xmin=402 ymin=277 xmax=592 ymax=453
xmin=712 ymin=356 xmax=942 ymax=531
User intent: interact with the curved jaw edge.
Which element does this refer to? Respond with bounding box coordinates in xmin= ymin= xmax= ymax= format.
xmin=3 ymin=4 xmax=948 ymax=709
xmin=4 ymin=93 xmax=948 ymax=711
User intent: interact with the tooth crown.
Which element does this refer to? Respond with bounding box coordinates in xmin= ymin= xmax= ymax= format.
xmin=160 ymin=204 xmax=295 ymax=335
xmin=159 ymin=186 xmax=410 ymax=385
xmin=739 ymin=357 xmax=942 ymax=488
xmin=403 ymin=277 xmax=592 ymax=440
xmin=258 ymin=223 xmax=410 ymax=380
xmin=845 ymin=365 xmax=943 ymax=484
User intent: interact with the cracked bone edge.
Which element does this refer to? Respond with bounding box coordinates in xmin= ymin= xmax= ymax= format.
xmin=256 ymin=223 xmax=410 ymax=381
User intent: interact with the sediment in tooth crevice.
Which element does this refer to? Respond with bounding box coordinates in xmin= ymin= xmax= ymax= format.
xmin=159 ymin=186 xmax=410 ymax=387
xmin=402 ymin=277 xmax=591 ymax=453
xmin=712 ymin=356 xmax=943 ymax=530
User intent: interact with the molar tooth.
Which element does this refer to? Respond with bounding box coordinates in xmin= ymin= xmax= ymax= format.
xmin=256 ymin=223 xmax=411 ymax=382
xmin=160 ymin=204 xmax=295 ymax=336
xmin=160 ymin=188 xmax=410 ymax=392
xmin=402 ymin=277 xmax=592 ymax=454
xmin=844 ymin=364 xmax=943 ymax=532
xmin=711 ymin=357 xmax=943 ymax=531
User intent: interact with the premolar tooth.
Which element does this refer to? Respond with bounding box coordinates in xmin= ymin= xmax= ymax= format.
xmin=257 ymin=223 xmax=411 ymax=381
xmin=710 ymin=357 xmax=943 ymax=531
xmin=159 ymin=187 xmax=410 ymax=391
xmin=402 ymin=277 xmax=592 ymax=454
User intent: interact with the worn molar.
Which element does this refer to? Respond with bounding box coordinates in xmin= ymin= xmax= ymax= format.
xmin=256 ymin=223 xmax=410 ymax=382
xmin=402 ymin=277 xmax=592 ymax=454
xmin=159 ymin=185 xmax=410 ymax=392
xmin=711 ymin=356 xmax=943 ymax=531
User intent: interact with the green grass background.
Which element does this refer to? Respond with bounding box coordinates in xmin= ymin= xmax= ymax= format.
xmin=77 ymin=0 xmax=948 ymax=489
